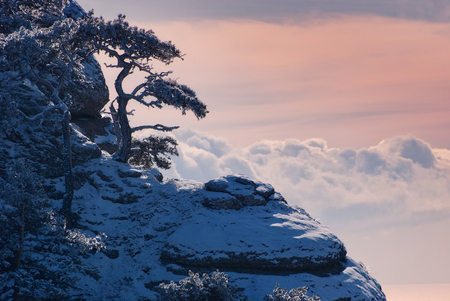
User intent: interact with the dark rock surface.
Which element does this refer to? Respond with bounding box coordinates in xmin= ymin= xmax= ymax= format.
xmin=71 ymin=116 xmax=118 ymax=154
xmin=65 ymin=55 xmax=110 ymax=118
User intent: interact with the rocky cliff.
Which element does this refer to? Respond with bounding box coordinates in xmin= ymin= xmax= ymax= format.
xmin=69 ymin=159 xmax=386 ymax=300
xmin=0 ymin=87 xmax=386 ymax=300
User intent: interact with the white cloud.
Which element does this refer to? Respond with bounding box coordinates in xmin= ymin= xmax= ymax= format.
xmin=175 ymin=128 xmax=233 ymax=158
xmin=163 ymin=129 xmax=450 ymax=284
xmin=168 ymin=130 xmax=450 ymax=221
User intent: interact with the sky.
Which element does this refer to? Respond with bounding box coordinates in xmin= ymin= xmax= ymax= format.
xmin=76 ymin=1 xmax=450 ymax=300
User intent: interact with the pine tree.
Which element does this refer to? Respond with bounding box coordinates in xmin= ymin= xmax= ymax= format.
xmin=77 ymin=14 xmax=209 ymax=164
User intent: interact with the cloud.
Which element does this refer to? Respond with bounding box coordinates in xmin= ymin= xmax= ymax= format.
xmin=175 ymin=128 xmax=233 ymax=158
xmin=77 ymin=0 xmax=450 ymax=23
xmin=376 ymin=135 xmax=436 ymax=168
xmin=166 ymin=130 xmax=450 ymax=228
xmin=163 ymin=129 xmax=450 ymax=284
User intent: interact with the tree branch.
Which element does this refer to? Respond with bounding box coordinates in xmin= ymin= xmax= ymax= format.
xmin=131 ymin=124 xmax=179 ymax=133
xmin=128 ymin=94 xmax=163 ymax=108
xmin=17 ymin=103 xmax=66 ymax=124
xmin=131 ymin=82 xmax=147 ymax=96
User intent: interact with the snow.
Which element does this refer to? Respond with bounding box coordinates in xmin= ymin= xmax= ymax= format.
xmin=59 ymin=152 xmax=385 ymax=300
xmin=226 ymin=258 xmax=383 ymax=301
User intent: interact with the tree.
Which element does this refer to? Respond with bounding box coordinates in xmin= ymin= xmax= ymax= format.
xmin=0 ymin=159 xmax=104 ymax=301
xmin=0 ymin=159 xmax=46 ymax=272
xmin=129 ymin=135 xmax=179 ymax=170
xmin=77 ymin=14 xmax=208 ymax=163
xmin=3 ymin=1 xmax=208 ymax=170
xmin=0 ymin=0 xmax=94 ymax=228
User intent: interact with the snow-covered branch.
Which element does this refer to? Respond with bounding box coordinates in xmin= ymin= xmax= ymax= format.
xmin=16 ymin=103 xmax=66 ymax=124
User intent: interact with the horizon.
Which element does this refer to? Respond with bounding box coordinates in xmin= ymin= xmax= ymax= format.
xmin=77 ymin=1 xmax=450 ymax=300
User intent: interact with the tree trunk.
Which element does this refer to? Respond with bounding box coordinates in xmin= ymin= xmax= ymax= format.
xmin=14 ymin=202 xmax=25 ymax=271
xmin=61 ymin=109 xmax=73 ymax=229
xmin=12 ymin=201 xmax=26 ymax=300
xmin=110 ymin=101 xmax=122 ymax=146
xmin=113 ymin=60 xmax=133 ymax=162
xmin=114 ymin=97 xmax=132 ymax=162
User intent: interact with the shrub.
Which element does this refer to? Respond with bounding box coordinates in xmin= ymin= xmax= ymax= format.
xmin=158 ymin=270 xmax=246 ymax=301
xmin=264 ymin=284 xmax=321 ymax=301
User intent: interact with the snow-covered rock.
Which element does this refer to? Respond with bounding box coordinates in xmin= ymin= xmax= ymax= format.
xmin=65 ymin=156 xmax=386 ymax=301
xmin=203 ymin=175 xmax=279 ymax=209
xmin=162 ymin=175 xmax=346 ymax=276
xmin=65 ymin=55 xmax=110 ymax=118
xmin=0 ymin=108 xmax=386 ymax=299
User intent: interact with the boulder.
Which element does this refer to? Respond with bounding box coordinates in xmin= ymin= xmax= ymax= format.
xmin=71 ymin=116 xmax=119 ymax=155
xmin=65 ymin=55 xmax=109 ymax=118
xmin=161 ymin=176 xmax=347 ymax=276
xmin=203 ymin=175 xmax=285 ymax=210
xmin=161 ymin=205 xmax=346 ymax=276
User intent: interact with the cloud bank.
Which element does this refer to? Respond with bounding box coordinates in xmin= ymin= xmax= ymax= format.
xmin=166 ymin=129 xmax=450 ymax=225
xmin=161 ymin=129 xmax=450 ymax=284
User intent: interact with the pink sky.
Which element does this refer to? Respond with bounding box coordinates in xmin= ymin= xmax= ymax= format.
xmin=105 ymin=16 xmax=450 ymax=151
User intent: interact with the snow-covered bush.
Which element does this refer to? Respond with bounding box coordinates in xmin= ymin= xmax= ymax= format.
xmin=0 ymin=158 xmax=102 ymax=300
xmin=65 ymin=228 xmax=105 ymax=254
xmin=264 ymin=284 xmax=321 ymax=301
xmin=0 ymin=0 xmax=69 ymax=35
xmin=158 ymin=270 xmax=246 ymax=301
xmin=0 ymin=159 xmax=68 ymax=300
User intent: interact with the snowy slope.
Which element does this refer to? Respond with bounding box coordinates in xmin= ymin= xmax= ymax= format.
xmin=67 ymin=152 xmax=386 ymax=301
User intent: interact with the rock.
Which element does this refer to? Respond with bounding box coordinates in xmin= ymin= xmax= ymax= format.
xmin=65 ymin=55 xmax=109 ymax=118
xmin=101 ymin=192 xmax=142 ymax=204
xmin=149 ymin=168 xmax=164 ymax=183
xmin=268 ymin=192 xmax=287 ymax=204
xmin=96 ymin=170 xmax=114 ymax=183
xmin=255 ymin=183 xmax=275 ymax=198
xmin=202 ymin=191 xmax=242 ymax=210
xmin=71 ymin=116 xmax=119 ymax=155
xmin=71 ymin=129 xmax=102 ymax=164
xmin=161 ymin=203 xmax=347 ymax=276
xmin=203 ymin=175 xmax=282 ymax=209
xmin=118 ymin=169 xmax=142 ymax=178
xmin=204 ymin=178 xmax=230 ymax=192
xmin=6 ymin=146 xmax=385 ymax=300
xmin=102 ymin=249 xmax=120 ymax=259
